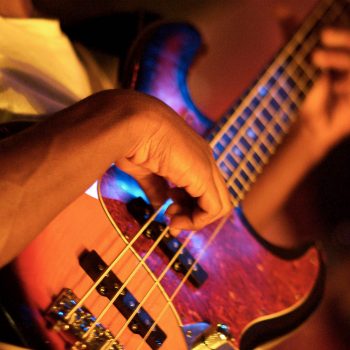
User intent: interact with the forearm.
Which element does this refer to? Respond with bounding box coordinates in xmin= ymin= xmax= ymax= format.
xmin=0 ymin=90 xmax=145 ymax=266
xmin=0 ymin=88 xmax=232 ymax=267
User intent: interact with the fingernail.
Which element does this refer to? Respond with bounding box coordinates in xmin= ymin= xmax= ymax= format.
xmin=166 ymin=203 xmax=182 ymax=216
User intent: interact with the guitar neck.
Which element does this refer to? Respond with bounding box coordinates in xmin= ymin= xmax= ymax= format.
xmin=207 ymin=0 xmax=350 ymax=206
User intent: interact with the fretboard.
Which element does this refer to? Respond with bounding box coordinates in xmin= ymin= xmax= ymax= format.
xmin=207 ymin=0 xmax=350 ymax=206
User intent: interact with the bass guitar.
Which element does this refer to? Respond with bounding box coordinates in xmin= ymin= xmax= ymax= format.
xmin=1 ymin=0 xmax=348 ymax=349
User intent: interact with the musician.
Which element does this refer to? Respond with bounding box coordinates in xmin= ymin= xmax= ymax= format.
xmin=0 ymin=0 xmax=350 ymax=267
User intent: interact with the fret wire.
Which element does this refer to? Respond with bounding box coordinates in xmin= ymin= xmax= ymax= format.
xmin=223 ymin=116 xmax=294 ymax=202
xmin=273 ymin=63 xmax=314 ymax=108
xmin=265 ymin=83 xmax=296 ymax=116
xmin=227 ymin=67 xmax=318 ymax=198
xmin=214 ymin=94 xmax=274 ymax=164
xmin=272 ymin=4 xmax=336 ymax=90
xmin=222 ymin=149 xmax=252 ymax=194
xmin=283 ymin=0 xmax=345 ymax=76
xmin=249 ymin=65 xmax=315 ymax=155
xmin=290 ymin=1 xmax=344 ymax=78
xmin=263 ymin=68 xmax=303 ymax=110
xmin=220 ymin=52 xmax=316 ymax=166
xmin=224 ymin=109 xmax=293 ymax=197
xmin=212 ymin=0 xmax=347 ymax=203
xmin=226 ymin=106 xmax=301 ymax=203
xmin=209 ymin=0 xmax=334 ymax=148
xmin=214 ymin=0 xmax=348 ymax=204
xmin=226 ymin=114 xmax=298 ymax=203
xmin=216 ymin=85 xmax=298 ymax=191
xmin=224 ymin=69 xmax=312 ymax=196
xmin=286 ymin=0 xmax=333 ymax=54
xmin=214 ymin=9 xmax=330 ymax=167
xmin=214 ymin=56 xmax=309 ymax=168
xmin=227 ymin=107 xmax=293 ymax=185
xmin=291 ymin=37 xmax=319 ymax=79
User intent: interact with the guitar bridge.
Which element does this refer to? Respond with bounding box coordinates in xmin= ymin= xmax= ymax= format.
xmin=45 ymin=288 xmax=123 ymax=350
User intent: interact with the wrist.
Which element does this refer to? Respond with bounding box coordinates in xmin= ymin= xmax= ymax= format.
xmin=291 ymin=117 xmax=331 ymax=167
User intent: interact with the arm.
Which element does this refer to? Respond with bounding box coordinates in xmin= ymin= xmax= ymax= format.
xmin=242 ymin=28 xmax=350 ymax=245
xmin=0 ymin=89 xmax=231 ymax=267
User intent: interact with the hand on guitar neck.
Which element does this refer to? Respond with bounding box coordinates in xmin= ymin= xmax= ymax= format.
xmin=302 ymin=27 xmax=350 ymax=155
xmin=243 ymin=27 xmax=350 ymax=246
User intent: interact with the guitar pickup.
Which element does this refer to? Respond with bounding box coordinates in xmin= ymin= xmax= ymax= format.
xmin=127 ymin=198 xmax=208 ymax=288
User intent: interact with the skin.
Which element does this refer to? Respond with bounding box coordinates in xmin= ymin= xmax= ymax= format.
xmin=0 ymin=0 xmax=33 ymax=17
xmin=1 ymin=1 xmax=350 ymax=263
xmin=0 ymin=90 xmax=232 ymax=267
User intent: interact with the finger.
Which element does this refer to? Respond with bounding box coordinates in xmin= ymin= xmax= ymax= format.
xmin=197 ymin=161 xmax=232 ymax=218
xmin=185 ymin=164 xmax=226 ymax=224
xmin=168 ymin=162 xmax=232 ymax=231
xmin=116 ymin=158 xmax=169 ymax=207
xmin=321 ymin=28 xmax=350 ymax=50
xmin=312 ymin=49 xmax=350 ymax=71
xmin=300 ymin=74 xmax=330 ymax=117
xmin=166 ymin=187 xmax=208 ymax=230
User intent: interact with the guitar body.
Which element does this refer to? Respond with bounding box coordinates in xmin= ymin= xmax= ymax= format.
xmin=0 ymin=22 xmax=324 ymax=350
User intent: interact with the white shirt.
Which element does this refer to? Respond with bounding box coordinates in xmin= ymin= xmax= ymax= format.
xmin=0 ymin=17 xmax=117 ymax=198
xmin=0 ymin=17 xmax=115 ymax=118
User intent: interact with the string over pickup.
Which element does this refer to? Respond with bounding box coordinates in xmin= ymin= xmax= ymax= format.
xmin=127 ymin=197 xmax=208 ymax=288
xmin=79 ymin=250 xmax=166 ymax=349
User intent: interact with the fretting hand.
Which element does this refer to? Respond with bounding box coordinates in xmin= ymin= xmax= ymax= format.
xmin=242 ymin=27 xmax=350 ymax=245
xmin=300 ymin=27 xmax=350 ymax=160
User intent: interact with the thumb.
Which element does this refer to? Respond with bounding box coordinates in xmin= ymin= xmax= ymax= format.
xmin=300 ymin=74 xmax=331 ymax=119
xmin=115 ymin=158 xmax=170 ymax=208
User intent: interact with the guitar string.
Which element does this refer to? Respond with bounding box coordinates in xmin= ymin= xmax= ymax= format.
xmin=134 ymin=216 xmax=229 ymax=350
xmin=213 ymin=52 xmax=316 ymax=201
xmin=95 ymin=25 xmax=319 ymax=345
xmin=228 ymin=0 xmax=346 ymax=192
xmin=212 ymin=37 xmax=317 ymax=168
xmin=223 ymin=64 xmax=318 ymax=200
xmin=207 ymin=0 xmax=331 ymax=150
xmin=209 ymin=0 xmax=334 ymax=158
xmin=100 ymin=214 xmax=230 ymax=350
xmin=99 ymin=0 xmax=342 ymax=344
xmin=211 ymin=45 xmax=316 ymax=196
xmin=222 ymin=0 xmax=348 ymax=202
xmin=85 ymin=80 xmax=305 ymax=344
xmin=70 ymin=0 xmax=340 ymax=344
xmin=215 ymin=0 xmax=334 ymax=161
xmin=82 ymin=224 xmax=172 ymax=339
xmin=134 ymin=1 xmax=345 ymax=348
xmin=133 ymin=4 xmax=350 ymax=349
xmin=66 ymin=201 xmax=168 ymax=322
xmin=223 ymin=67 xmax=311 ymax=190
xmin=75 ymin=58 xmax=303 ymax=342
xmin=214 ymin=0 xmax=342 ymax=203
xmin=206 ymin=55 xmax=313 ymax=204
xmin=77 ymin=0 xmax=337 ymax=342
